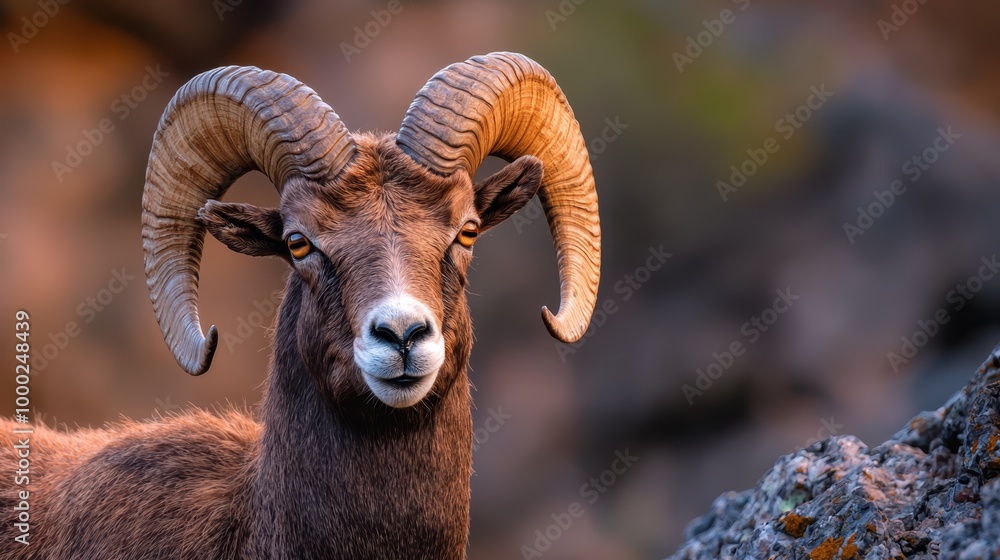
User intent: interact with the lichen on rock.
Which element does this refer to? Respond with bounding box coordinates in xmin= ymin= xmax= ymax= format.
xmin=669 ymin=347 xmax=1000 ymax=559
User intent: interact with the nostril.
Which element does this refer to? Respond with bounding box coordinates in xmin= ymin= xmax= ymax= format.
xmin=372 ymin=322 xmax=403 ymax=347
xmin=370 ymin=321 xmax=430 ymax=354
xmin=401 ymin=322 xmax=429 ymax=349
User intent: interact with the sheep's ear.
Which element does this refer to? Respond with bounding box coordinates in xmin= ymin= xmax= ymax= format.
xmin=198 ymin=201 xmax=286 ymax=258
xmin=473 ymin=155 xmax=543 ymax=232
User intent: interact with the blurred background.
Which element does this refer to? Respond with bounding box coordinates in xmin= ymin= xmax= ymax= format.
xmin=3 ymin=0 xmax=1000 ymax=557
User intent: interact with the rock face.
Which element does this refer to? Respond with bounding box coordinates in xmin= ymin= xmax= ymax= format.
xmin=669 ymin=349 xmax=1000 ymax=560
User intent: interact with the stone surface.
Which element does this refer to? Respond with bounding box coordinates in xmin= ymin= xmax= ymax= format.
xmin=669 ymin=347 xmax=1000 ymax=560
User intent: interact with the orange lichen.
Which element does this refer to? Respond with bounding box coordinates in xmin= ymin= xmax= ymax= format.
xmin=779 ymin=512 xmax=815 ymax=538
xmin=809 ymin=536 xmax=844 ymax=560
xmin=840 ymin=535 xmax=860 ymax=559
xmin=865 ymin=522 xmax=878 ymax=533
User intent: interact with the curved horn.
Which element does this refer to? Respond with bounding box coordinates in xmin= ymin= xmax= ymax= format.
xmin=142 ymin=66 xmax=356 ymax=375
xmin=397 ymin=52 xmax=600 ymax=343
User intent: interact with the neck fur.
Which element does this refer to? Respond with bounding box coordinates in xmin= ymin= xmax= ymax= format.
xmin=248 ymin=284 xmax=473 ymax=559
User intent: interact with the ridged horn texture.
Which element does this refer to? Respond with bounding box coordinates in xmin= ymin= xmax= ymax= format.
xmin=397 ymin=52 xmax=601 ymax=343
xmin=142 ymin=66 xmax=356 ymax=375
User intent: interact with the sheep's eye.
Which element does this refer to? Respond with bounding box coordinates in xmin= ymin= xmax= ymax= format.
xmin=287 ymin=233 xmax=312 ymax=260
xmin=457 ymin=223 xmax=479 ymax=248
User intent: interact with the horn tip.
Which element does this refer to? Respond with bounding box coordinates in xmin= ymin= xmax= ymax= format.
xmin=541 ymin=306 xmax=584 ymax=343
xmin=183 ymin=325 xmax=218 ymax=376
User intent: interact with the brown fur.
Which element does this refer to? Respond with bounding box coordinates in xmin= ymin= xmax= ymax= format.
xmin=0 ymin=134 xmax=542 ymax=559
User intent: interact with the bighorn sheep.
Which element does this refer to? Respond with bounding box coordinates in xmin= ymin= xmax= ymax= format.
xmin=1 ymin=52 xmax=600 ymax=559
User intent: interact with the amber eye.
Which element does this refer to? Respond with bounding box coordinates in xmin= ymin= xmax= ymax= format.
xmin=457 ymin=223 xmax=479 ymax=248
xmin=287 ymin=233 xmax=312 ymax=260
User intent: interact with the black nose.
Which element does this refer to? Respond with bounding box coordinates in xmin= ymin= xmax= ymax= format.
xmin=372 ymin=321 xmax=429 ymax=354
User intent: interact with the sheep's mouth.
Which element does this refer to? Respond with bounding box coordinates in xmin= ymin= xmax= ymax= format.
xmin=361 ymin=370 xmax=439 ymax=408
xmin=383 ymin=374 xmax=422 ymax=388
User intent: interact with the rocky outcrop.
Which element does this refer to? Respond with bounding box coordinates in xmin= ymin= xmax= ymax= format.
xmin=670 ymin=348 xmax=1000 ymax=559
